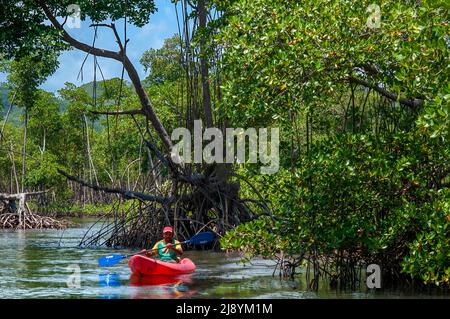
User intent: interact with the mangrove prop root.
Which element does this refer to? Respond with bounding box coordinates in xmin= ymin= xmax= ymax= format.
xmin=1 ymin=193 xmax=67 ymax=230
xmin=79 ymin=177 xmax=269 ymax=249
xmin=0 ymin=212 xmax=67 ymax=229
xmin=69 ymin=156 xmax=273 ymax=249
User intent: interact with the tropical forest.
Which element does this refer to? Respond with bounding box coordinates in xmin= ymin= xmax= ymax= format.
xmin=0 ymin=0 xmax=449 ymax=299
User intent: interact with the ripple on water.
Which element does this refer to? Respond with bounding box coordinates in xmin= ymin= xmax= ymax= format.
xmin=1 ymin=219 xmax=449 ymax=299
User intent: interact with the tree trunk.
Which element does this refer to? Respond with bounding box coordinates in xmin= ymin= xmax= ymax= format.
xmin=21 ymin=106 xmax=28 ymax=193
xmin=122 ymin=56 xmax=174 ymax=152
xmin=18 ymin=193 xmax=25 ymax=229
xmin=9 ymin=146 xmax=19 ymax=193
xmin=83 ymin=114 xmax=101 ymax=202
xmin=198 ymin=0 xmax=214 ymax=128
xmin=41 ymin=4 xmax=174 ymax=154
xmin=0 ymin=92 xmax=16 ymax=145
xmin=42 ymin=127 xmax=46 ymax=154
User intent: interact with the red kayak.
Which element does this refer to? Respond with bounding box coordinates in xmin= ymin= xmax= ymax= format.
xmin=128 ymin=255 xmax=196 ymax=276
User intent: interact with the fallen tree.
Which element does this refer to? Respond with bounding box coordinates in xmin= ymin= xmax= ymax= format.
xmin=0 ymin=191 xmax=67 ymax=229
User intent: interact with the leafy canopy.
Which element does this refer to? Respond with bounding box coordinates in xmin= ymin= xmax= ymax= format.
xmin=0 ymin=0 xmax=157 ymax=59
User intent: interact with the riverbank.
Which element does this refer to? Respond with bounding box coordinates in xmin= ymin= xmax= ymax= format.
xmin=48 ymin=211 xmax=106 ymax=218
xmin=40 ymin=203 xmax=114 ymax=219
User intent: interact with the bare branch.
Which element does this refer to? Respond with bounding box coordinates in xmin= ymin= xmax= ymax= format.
xmin=57 ymin=169 xmax=171 ymax=204
xmin=0 ymin=190 xmax=50 ymax=201
xmin=110 ymin=23 xmax=125 ymax=53
xmin=61 ymin=16 xmax=68 ymax=27
xmin=89 ymin=23 xmax=125 ymax=53
xmin=40 ymin=3 xmax=123 ymax=62
xmin=39 ymin=1 xmax=174 ymax=152
xmin=347 ymin=76 xmax=425 ymax=108
xmin=89 ymin=23 xmax=112 ymax=29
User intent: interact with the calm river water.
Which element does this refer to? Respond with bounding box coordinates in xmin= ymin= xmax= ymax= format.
xmin=0 ymin=218 xmax=447 ymax=299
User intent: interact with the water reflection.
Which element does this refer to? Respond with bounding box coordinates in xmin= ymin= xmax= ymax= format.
xmin=129 ymin=274 xmax=197 ymax=299
xmin=98 ymin=273 xmax=121 ymax=299
xmin=99 ymin=273 xmax=121 ymax=287
xmin=129 ymin=273 xmax=193 ymax=286
xmin=2 ymin=219 xmax=448 ymax=299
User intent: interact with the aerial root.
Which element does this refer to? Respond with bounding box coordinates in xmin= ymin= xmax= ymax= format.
xmin=0 ymin=212 xmax=67 ymax=229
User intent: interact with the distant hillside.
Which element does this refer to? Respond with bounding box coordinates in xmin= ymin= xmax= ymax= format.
xmin=79 ymin=78 xmax=131 ymax=101
xmin=1 ymin=79 xmax=128 ymax=127
xmin=0 ymin=82 xmax=22 ymax=125
xmin=1 ymin=82 xmax=10 ymax=113
xmin=80 ymin=81 xmax=106 ymax=98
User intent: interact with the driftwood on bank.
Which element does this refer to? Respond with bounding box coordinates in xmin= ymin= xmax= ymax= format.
xmin=0 ymin=191 xmax=67 ymax=229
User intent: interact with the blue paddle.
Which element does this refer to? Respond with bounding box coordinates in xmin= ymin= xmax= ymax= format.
xmin=98 ymin=231 xmax=215 ymax=267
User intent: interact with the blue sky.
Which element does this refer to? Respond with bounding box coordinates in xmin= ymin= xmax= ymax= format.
xmin=0 ymin=0 xmax=181 ymax=93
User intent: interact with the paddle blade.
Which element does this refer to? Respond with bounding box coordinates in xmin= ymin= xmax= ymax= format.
xmin=98 ymin=254 xmax=126 ymax=267
xmin=186 ymin=232 xmax=215 ymax=245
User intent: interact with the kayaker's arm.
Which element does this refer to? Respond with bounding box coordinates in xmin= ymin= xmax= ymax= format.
xmin=139 ymin=249 xmax=156 ymax=256
xmin=166 ymin=243 xmax=183 ymax=256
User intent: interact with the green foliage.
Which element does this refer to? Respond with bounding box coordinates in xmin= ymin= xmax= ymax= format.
xmin=221 ymin=215 xmax=283 ymax=259
xmin=25 ymin=152 xmax=65 ymax=188
xmin=8 ymin=53 xmax=59 ymax=109
xmin=0 ymin=1 xmax=66 ymax=59
xmin=27 ymin=90 xmax=64 ymax=150
xmin=140 ymin=34 xmax=183 ymax=85
xmin=417 ymin=92 xmax=450 ymax=141
xmin=212 ymin=0 xmax=450 ymax=286
xmin=212 ymin=0 xmax=449 ymax=127
xmin=0 ymin=1 xmax=156 ymax=59
xmin=224 ymin=131 xmax=450 ymax=285
xmin=402 ymin=189 xmax=450 ymax=286
xmin=0 ymin=77 xmax=150 ymax=208
xmin=0 ymin=0 xmax=448 ymax=289
xmin=71 ymin=203 xmax=115 ymax=216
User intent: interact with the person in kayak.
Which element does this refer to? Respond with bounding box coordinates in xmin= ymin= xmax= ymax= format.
xmin=142 ymin=226 xmax=183 ymax=263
